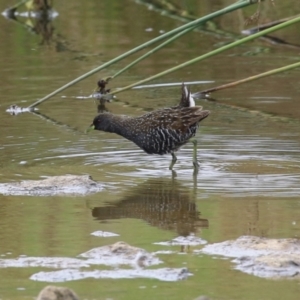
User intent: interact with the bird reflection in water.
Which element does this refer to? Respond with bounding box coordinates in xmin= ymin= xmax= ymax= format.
xmin=92 ymin=178 xmax=208 ymax=244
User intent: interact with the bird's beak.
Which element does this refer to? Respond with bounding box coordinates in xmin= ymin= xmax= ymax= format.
xmin=85 ymin=124 xmax=95 ymax=133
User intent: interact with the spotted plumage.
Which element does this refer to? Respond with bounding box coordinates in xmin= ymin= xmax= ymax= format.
xmin=89 ymin=83 xmax=210 ymax=170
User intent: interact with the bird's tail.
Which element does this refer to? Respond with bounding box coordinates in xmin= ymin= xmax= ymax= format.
xmin=179 ymin=83 xmax=195 ymax=107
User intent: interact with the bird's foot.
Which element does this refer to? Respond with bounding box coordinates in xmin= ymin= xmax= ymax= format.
xmin=169 ymin=153 xmax=177 ymax=170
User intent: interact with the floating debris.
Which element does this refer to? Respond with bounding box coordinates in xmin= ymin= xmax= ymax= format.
xmin=6 ymin=104 xmax=38 ymax=115
xmin=0 ymin=241 xmax=190 ymax=282
xmin=0 ymin=257 xmax=90 ymax=269
xmin=2 ymin=9 xmax=59 ymax=19
xmin=154 ymin=250 xmax=176 ymax=255
xmin=154 ymin=234 xmax=207 ymax=246
xmin=0 ymin=175 xmax=104 ymax=196
xmin=90 ymin=231 xmax=119 ymax=237
xmin=79 ymin=241 xmax=161 ymax=268
xmin=31 ymin=267 xmax=191 ymax=282
xmin=91 ymin=92 xmax=115 ymax=101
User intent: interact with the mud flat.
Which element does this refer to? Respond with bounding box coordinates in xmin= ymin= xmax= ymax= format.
xmin=200 ymin=236 xmax=300 ymax=279
xmin=0 ymin=175 xmax=104 ymax=196
xmin=0 ymin=242 xmax=190 ymax=282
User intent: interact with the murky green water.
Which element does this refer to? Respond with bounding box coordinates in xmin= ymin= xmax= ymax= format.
xmin=0 ymin=0 xmax=300 ymax=299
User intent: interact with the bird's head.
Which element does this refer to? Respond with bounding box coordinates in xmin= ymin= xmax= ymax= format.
xmin=86 ymin=113 xmax=112 ymax=133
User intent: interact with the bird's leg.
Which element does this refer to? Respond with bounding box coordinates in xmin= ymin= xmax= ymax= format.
xmin=169 ymin=152 xmax=177 ymax=170
xmin=191 ymin=139 xmax=199 ymax=171
xmin=171 ymin=170 xmax=177 ymax=179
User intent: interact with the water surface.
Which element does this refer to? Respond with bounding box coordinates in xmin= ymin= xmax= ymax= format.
xmin=0 ymin=0 xmax=300 ymax=299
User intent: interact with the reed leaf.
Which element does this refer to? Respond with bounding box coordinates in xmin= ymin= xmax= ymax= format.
xmin=28 ymin=0 xmax=261 ymax=108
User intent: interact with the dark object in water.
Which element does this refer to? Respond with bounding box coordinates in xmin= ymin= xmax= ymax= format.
xmin=88 ymin=83 xmax=210 ymax=170
xmin=97 ymin=78 xmax=111 ymax=94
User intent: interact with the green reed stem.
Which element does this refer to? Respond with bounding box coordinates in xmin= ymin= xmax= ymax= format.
xmin=200 ymin=61 xmax=300 ymax=95
xmin=110 ymin=15 xmax=300 ymax=95
xmin=111 ymin=0 xmax=257 ymax=79
xmin=28 ymin=0 xmax=260 ymax=108
xmin=112 ymin=24 xmax=199 ymax=79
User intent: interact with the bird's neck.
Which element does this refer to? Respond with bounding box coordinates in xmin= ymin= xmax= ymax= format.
xmin=106 ymin=115 xmax=133 ymax=138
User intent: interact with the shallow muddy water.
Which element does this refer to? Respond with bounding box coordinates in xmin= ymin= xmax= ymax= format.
xmin=0 ymin=0 xmax=300 ymax=299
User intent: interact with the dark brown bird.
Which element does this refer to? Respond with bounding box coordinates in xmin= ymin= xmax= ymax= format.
xmin=88 ymin=84 xmax=210 ymax=170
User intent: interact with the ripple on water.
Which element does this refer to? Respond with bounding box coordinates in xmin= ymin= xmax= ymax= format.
xmin=30 ymin=134 xmax=300 ymax=197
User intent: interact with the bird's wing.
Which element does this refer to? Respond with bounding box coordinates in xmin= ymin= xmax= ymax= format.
xmin=170 ymin=107 xmax=209 ymax=132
